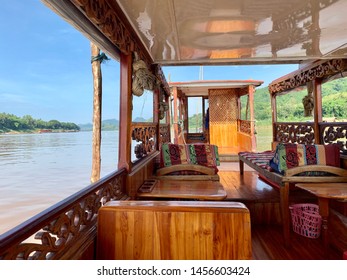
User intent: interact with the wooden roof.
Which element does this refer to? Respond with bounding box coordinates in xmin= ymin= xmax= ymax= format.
xmin=169 ymin=80 xmax=263 ymax=96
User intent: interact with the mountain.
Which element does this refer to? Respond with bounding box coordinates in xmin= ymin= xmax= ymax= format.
xmin=133 ymin=117 xmax=147 ymax=122
xmin=78 ymin=76 xmax=347 ymax=131
xmin=79 ymin=118 xmax=119 ymax=131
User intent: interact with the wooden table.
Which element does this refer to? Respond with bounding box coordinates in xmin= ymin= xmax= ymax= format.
xmin=295 ymin=182 xmax=347 ymax=256
xmin=137 ymin=180 xmax=227 ymax=201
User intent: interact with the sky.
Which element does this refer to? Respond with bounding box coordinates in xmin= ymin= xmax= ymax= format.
xmin=0 ymin=0 xmax=299 ymax=125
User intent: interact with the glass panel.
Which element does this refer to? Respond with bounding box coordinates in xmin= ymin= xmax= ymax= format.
xmin=276 ymin=87 xmax=311 ymax=122
xmin=188 ymin=97 xmax=203 ymax=133
xmin=240 ymin=95 xmax=249 ymax=120
xmin=204 ymin=98 xmax=209 ymax=131
xmin=321 ymin=76 xmax=347 ymax=122
xmin=132 ymin=90 xmax=154 ymax=122
xmin=131 ymin=90 xmax=155 ymax=163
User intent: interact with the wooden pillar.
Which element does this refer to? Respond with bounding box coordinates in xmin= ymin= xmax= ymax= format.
xmin=182 ymin=97 xmax=188 ymax=144
xmin=172 ymin=86 xmax=179 ymax=144
xmin=165 ymin=94 xmax=171 ymax=125
xmin=118 ymin=53 xmax=132 ymax=171
xmin=164 ymin=93 xmax=171 ymax=142
xmin=90 ymin=43 xmax=102 ymax=183
xmin=271 ymin=93 xmax=278 ymax=149
xmin=249 ymin=86 xmax=256 ymax=152
xmin=153 ymin=87 xmax=159 ymax=150
xmin=313 ymin=79 xmax=323 ymax=144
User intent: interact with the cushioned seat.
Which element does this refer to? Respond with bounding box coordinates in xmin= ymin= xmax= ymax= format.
xmin=158 ymin=143 xmax=220 ymax=174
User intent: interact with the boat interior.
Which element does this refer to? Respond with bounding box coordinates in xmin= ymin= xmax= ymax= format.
xmin=1 ymin=0 xmax=347 ymax=260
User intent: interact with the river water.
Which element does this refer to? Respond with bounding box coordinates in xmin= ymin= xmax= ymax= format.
xmin=0 ymin=131 xmax=119 ymax=235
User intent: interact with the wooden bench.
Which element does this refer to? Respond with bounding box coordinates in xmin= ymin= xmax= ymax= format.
xmin=97 ymin=200 xmax=251 ymax=260
xmin=238 ymin=144 xmax=347 ymax=247
xmin=155 ymin=143 xmax=220 ymax=181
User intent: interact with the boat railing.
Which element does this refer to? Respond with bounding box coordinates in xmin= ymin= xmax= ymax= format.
xmin=273 ymin=121 xmax=347 ymax=154
xmin=319 ymin=122 xmax=347 ymax=154
xmin=238 ymin=119 xmax=254 ymax=135
xmin=131 ymin=123 xmax=171 ymax=159
xmin=159 ymin=123 xmax=171 ymax=144
xmin=274 ymin=121 xmax=315 ymax=144
xmin=0 ymin=168 xmax=128 ymax=260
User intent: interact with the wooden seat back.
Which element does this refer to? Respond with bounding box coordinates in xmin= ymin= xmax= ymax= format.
xmin=97 ymin=200 xmax=251 ymax=260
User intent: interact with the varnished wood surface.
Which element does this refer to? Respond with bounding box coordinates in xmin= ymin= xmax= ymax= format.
xmin=156 ymin=164 xmax=216 ymax=176
xmin=219 ymin=170 xmax=280 ymax=202
xmin=136 ymin=180 xmax=227 ymax=200
xmin=295 ymin=182 xmax=347 ymax=257
xmin=97 ymin=200 xmax=251 ymax=260
xmin=295 ymin=183 xmax=347 ymax=199
xmin=218 ymin=167 xmax=345 ymax=259
xmin=252 ymin=225 xmax=340 ymax=260
xmin=238 ymin=155 xmax=347 ymax=247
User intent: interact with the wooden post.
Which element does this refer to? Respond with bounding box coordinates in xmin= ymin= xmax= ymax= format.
xmin=118 ymin=53 xmax=132 ymax=171
xmin=271 ymin=93 xmax=278 ymax=149
xmin=90 ymin=42 xmax=102 ymax=183
xmin=172 ymin=86 xmax=179 ymax=144
xmin=249 ymin=86 xmax=256 ymax=152
xmin=313 ymin=78 xmax=323 ymax=144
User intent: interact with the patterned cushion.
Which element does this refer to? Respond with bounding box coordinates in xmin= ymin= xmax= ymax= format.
xmin=159 ymin=143 xmax=220 ymax=173
xmin=238 ymin=151 xmax=274 ymax=171
xmin=160 ymin=143 xmax=189 ymax=167
xmin=269 ymin=143 xmax=340 ymax=174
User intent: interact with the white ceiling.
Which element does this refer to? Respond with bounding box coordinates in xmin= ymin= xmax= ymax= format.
xmin=116 ymin=0 xmax=347 ymax=65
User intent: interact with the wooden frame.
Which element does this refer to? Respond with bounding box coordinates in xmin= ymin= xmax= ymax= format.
xmin=155 ymin=164 xmax=219 ymax=181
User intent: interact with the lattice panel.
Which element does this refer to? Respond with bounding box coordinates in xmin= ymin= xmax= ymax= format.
xmin=209 ymin=89 xmax=238 ymax=124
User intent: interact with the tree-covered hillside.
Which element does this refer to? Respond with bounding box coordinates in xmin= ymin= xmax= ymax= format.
xmin=188 ymin=76 xmax=347 ymax=129
xmin=78 ymin=119 xmax=119 ymax=131
xmin=0 ymin=113 xmax=80 ymax=133
xmin=254 ymin=77 xmax=347 ymax=122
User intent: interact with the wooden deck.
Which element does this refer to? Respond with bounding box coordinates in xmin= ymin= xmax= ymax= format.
xmin=217 ymin=162 xmax=341 ymax=260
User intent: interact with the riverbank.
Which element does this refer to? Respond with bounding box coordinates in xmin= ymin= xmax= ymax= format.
xmin=0 ymin=129 xmax=80 ymax=135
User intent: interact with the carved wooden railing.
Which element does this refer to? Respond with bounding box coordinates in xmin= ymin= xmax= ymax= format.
xmin=131 ymin=123 xmax=157 ymax=159
xmin=274 ymin=122 xmax=315 ymax=144
xmin=274 ymin=121 xmax=347 ymax=154
xmin=159 ymin=124 xmax=170 ymax=144
xmin=0 ymin=168 xmax=127 ymax=260
xmin=238 ymin=119 xmax=253 ymax=136
xmin=319 ymin=122 xmax=347 ymax=154
xmin=269 ymin=59 xmax=347 ymax=95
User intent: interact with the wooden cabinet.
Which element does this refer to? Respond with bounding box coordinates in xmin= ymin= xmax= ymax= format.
xmin=97 ymin=200 xmax=251 ymax=260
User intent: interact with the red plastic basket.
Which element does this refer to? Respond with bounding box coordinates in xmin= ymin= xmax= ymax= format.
xmin=289 ymin=203 xmax=322 ymax=239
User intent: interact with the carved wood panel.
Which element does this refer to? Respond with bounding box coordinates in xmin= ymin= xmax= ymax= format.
xmin=238 ymin=119 xmax=252 ymax=135
xmin=320 ymin=122 xmax=347 ymax=154
xmin=159 ymin=124 xmax=170 ymax=144
xmin=71 ymin=0 xmax=150 ymax=63
xmin=269 ymin=59 xmax=347 ymax=94
xmin=131 ymin=123 xmax=157 ymax=159
xmin=274 ymin=122 xmax=315 ymax=144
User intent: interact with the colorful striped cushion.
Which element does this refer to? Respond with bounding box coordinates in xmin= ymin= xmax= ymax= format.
xmin=159 ymin=143 xmax=220 ymax=172
xmin=238 ymin=151 xmax=274 ymax=171
xmin=269 ymin=143 xmax=340 ymax=174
